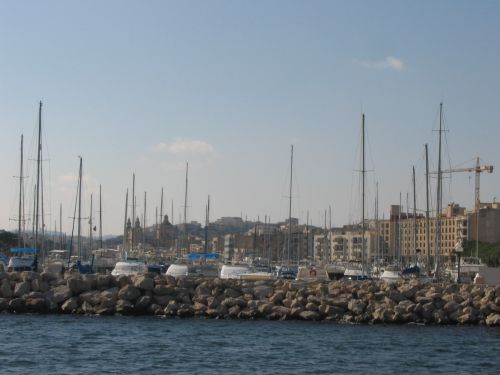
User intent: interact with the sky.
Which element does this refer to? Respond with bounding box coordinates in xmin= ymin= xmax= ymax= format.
xmin=0 ymin=0 xmax=499 ymax=236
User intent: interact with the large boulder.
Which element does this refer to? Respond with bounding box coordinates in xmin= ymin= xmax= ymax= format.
xmin=299 ymin=310 xmax=321 ymax=321
xmin=61 ymin=297 xmax=80 ymax=313
xmin=14 ymin=281 xmax=31 ymax=298
xmin=133 ymin=275 xmax=154 ymax=291
xmin=9 ymin=298 xmax=27 ymax=313
xmin=80 ymin=290 xmax=102 ymax=306
xmin=135 ymin=295 xmax=152 ymax=311
xmin=115 ymin=299 xmax=134 ymax=315
xmin=253 ymin=285 xmax=274 ymax=300
xmin=67 ymin=277 xmax=92 ymax=294
xmin=0 ymin=280 xmax=12 ymax=298
xmin=348 ymin=299 xmax=366 ymax=315
xmin=25 ymin=297 xmax=47 ymax=313
xmin=118 ymin=285 xmax=141 ymax=302
xmin=485 ymin=313 xmax=500 ymax=326
xmin=96 ymin=275 xmax=112 ymax=289
xmin=46 ymin=285 xmax=73 ymax=304
xmin=31 ymin=278 xmax=49 ymax=293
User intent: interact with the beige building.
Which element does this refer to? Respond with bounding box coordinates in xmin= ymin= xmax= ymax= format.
xmin=380 ymin=203 xmax=468 ymax=264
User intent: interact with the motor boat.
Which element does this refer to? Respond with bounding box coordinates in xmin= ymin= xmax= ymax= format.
xmin=165 ymin=264 xmax=189 ymax=278
xmin=296 ymin=265 xmax=329 ymax=281
xmin=111 ymin=259 xmax=147 ymax=276
xmin=7 ymin=248 xmax=38 ymax=272
xmin=380 ymin=265 xmax=402 ymax=283
xmin=343 ymin=262 xmax=371 ymax=281
xmin=43 ymin=249 xmax=67 ymax=275
xmin=219 ymin=264 xmax=251 ymax=279
xmin=325 ymin=262 xmax=346 ymax=280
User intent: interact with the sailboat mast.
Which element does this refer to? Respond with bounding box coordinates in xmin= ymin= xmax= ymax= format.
xmin=375 ymin=182 xmax=379 ymax=263
xmin=287 ymin=145 xmax=293 ymax=266
xmin=143 ymin=191 xmax=147 ymax=246
xmin=35 ymin=101 xmax=42 ymax=253
xmin=122 ymin=189 xmax=128 ymax=252
xmin=18 ymin=135 xmax=24 ymax=247
xmin=412 ymin=166 xmax=417 ymax=264
xmin=398 ymin=192 xmax=402 ymax=265
xmin=59 ymin=203 xmax=63 ymax=250
xmin=77 ymin=157 xmax=83 ymax=260
xmin=99 ymin=184 xmax=102 ymax=249
xmin=475 ymin=157 xmax=480 ymax=260
xmin=204 ymin=195 xmax=210 ymax=253
xmin=131 ymin=173 xmax=135 ymax=250
xmin=436 ymin=103 xmax=443 ymax=277
xmin=361 ymin=114 xmax=366 ymax=275
xmin=425 ymin=144 xmax=431 ymax=268
xmin=89 ymin=193 xmax=93 ymax=254
xmin=182 ymin=162 xmax=189 ymax=257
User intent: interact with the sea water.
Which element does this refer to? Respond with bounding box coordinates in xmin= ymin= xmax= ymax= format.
xmin=0 ymin=315 xmax=498 ymax=374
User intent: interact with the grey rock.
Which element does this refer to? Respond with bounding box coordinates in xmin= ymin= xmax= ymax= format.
xmin=14 ymin=281 xmax=31 ymax=298
xmin=299 ymin=310 xmax=321 ymax=321
xmin=46 ymin=285 xmax=73 ymax=304
xmin=485 ymin=313 xmax=500 ymax=326
xmin=25 ymin=297 xmax=47 ymax=312
xmin=116 ymin=299 xmax=134 ymax=315
xmin=133 ymin=275 xmax=154 ymax=291
xmin=31 ymin=279 xmax=49 ymax=293
xmin=80 ymin=290 xmax=102 ymax=306
xmin=0 ymin=280 xmax=12 ymax=298
xmin=9 ymin=298 xmax=27 ymax=313
xmin=348 ymin=299 xmax=366 ymax=315
xmin=118 ymin=285 xmax=141 ymax=302
xmin=67 ymin=277 xmax=92 ymax=294
xmin=253 ymin=285 xmax=273 ymax=299
xmin=61 ymin=297 xmax=80 ymax=313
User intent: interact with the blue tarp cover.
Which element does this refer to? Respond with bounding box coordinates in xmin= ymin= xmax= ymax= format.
xmin=10 ymin=248 xmax=38 ymax=254
xmin=186 ymin=253 xmax=219 ymax=260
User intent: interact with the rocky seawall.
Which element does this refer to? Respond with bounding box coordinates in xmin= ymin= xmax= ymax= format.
xmin=1 ymin=271 xmax=499 ymax=326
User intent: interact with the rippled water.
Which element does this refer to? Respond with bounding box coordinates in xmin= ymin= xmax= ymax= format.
xmin=0 ymin=315 xmax=499 ymax=374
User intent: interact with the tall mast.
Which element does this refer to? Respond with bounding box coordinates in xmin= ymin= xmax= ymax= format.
xmin=425 ymin=144 xmax=431 ymax=268
xmin=77 ymin=156 xmax=83 ymax=260
xmin=131 ymin=173 xmax=135 ymax=250
xmin=398 ymin=192 xmax=402 ymax=265
xmin=306 ymin=210 xmax=309 ymax=260
xmin=361 ymin=114 xmax=366 ymax=275
xmin=89 ymin=193 xmax=93 ymax=254
xmin=143 ymin=191 xmax=147 ymax=246
xmin=59 ymin=203 xmax=63 ymax=249
xmin=160 ymin=187 xmax=164 ymax=221
xmin=475 ymin=157 xmax=480 ymax=260
xmin=412 ymin=166 xmax=417 ymax=264
xmin=35 ymin=101 xmax=42 ymax=254
xmin=122 ymin=189 xmax=128 ymax=253
xmin=323 ymin=209 xmax=327 ymax=262
xmin=183 ymin=162 xmax=189 ymax=256
xmin=375 ymin=182 xmax=379 ymax=263
xmin=17 ymin=135 xmax=24 ymax=247
xmin=435 ymin=102 xmax=443 ymax=278
xmin=99 ymin=184 xmax=103 ymax=249
xmin=406 ymin=192 xmax=409 ymax=262
xmin=287 ymin=145 xmax=293 ymax=266
xmin=204 ymin=195 xmax=210 ymax=253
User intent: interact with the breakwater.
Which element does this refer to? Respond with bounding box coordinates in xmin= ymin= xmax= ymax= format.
xmin=1 ymin=271 xmax=499 ymax=325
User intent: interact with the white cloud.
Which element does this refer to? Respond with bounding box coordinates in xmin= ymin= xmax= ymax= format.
xmin=153 ymin=138 xmax=215 ymax=157
xmin=356 ymin=56 xmax=405 ymax=71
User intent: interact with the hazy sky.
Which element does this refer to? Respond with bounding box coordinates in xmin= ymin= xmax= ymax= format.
xmin=1 ymin=0 xmax=499 ymax=235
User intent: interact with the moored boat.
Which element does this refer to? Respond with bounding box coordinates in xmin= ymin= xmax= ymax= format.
xmin=111 ymin=259 xmax=147 ymax=276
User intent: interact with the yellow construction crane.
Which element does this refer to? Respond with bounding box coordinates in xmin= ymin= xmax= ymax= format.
xmin=432 ymin=157 xmax=494 ymax=259
xmin=437 ymin=157 xmax=493 ymax=211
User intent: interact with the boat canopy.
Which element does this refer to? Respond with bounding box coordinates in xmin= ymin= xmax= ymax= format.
xmin=186 ymin=253 xmax=219 ymax=260
xmin=10 ymin=248 xmax=38 ymax=254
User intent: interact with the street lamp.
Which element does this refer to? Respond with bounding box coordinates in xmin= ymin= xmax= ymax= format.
xmin=454 ymin=240 xmax=464 ymax=284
